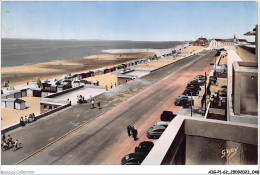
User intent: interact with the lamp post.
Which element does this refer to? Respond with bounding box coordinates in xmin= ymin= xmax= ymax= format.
xmin=205 ymin=72 xmax=207 ymax=116
xmin=191 ymin=92 xmax=193 ymax=117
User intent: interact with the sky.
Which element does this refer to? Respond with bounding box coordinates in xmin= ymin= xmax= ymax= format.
xmin=1 ymin=1 xmax=258 ymax=41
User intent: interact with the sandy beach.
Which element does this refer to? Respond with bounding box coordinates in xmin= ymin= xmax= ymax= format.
xmin=1 ymin=53 xmax=153 ymax=87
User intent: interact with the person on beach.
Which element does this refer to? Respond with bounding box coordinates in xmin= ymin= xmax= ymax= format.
xmin=97 ymin=101 xmax=101 ymax=109
xmin=127 ymin=125 xmax=132 ymax=137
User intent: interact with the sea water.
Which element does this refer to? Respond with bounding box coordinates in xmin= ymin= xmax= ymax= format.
xmin=1 ymin=39 xmax=186 ymax=67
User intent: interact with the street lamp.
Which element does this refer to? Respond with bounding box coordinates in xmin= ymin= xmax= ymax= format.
xmin=190 ymin=92 xmax=193 ymax=117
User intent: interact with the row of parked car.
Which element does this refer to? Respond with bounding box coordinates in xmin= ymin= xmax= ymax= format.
xmin=121 ymin=111 xmax=177 ymax=165
xmin=175 ymin=75 xmax=206 ymax=107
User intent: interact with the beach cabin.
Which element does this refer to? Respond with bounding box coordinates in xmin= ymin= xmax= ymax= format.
xmin=27 ymin=88 xmax=42 ymax=97
xmin=57 ymin=85 xmax=65 ymax=92
xmin=50 ymin=85 xmax=57 ymax=92
xmin=62 ymin=80 xmax=72 ymax=88
xmin=85 ymin=72 xmax=92 ymax=78
xmin=90 ymin=71 xmax=95 ymax=77
xmin=94 ymin=70 xmax=102 ymax=76
xmin=75 ymin=74 xmax=82 ymax=80
xmin=1 ymin=98 xmax=25 ymax=110
xmin=108 ymin=67 xmax=116 ymax=72
xmin=41 ymin=83 xmax=52 ymax=91
xmin=104 ymin=69 xmax=110 ymax=74
xmin=73 ymin=81 xmax=80 ymax=87
xmin=1 ymin=90 xmax=21 ymax=99
xmin=15 ymin=99 xmax=26 ymax=110
xmin=121 ymin=64 xmax=127 ymax=68
xmin=1 ymin=98 xmax=16 ymax=109
xmin=21 ymin=89 xmax=27 ymax=97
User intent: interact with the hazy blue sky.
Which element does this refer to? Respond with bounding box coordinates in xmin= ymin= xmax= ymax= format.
xmin=1 ymin=1 xmax=258 ymax=41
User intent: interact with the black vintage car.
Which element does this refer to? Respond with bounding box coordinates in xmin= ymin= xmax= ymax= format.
xmin=121 ymin=153 xmax=146 ymax=165
xmin=160 ymin=111 xmax=177 ymax=121
xmin=181 ymin=98 xmax=194 ymax=108
xmin=135 ymin=141 xmax=154 ymax=156
xmin=182 ymin=89 xmax=199 ymax=96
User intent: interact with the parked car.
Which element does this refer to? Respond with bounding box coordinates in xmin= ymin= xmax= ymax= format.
xmin=153 ymin=121 xmax=168 ymax=128
xmin=160 ymin=111 xmax=177 ymax=121
xmin=186 ymin=83 xmax=201 ymax=88
xmin=189 ymin=79 xmax=204 ymax=86
xmin=135 ymin=141 xmax=154 ymax=155
xmin=121 ymin=153 xmax=146 ymax=165
xmin=147 ymin=125 xmax=166 ymax=139
xmin=182 ymin=98 xmax=194 ymax=108
xmin=182 ymin=89 xmax=199 ymax=96
xmin=175 ymin=96 xmax=190 ymax=105
xmin=185 ymin=86 xmax=201 ymax=91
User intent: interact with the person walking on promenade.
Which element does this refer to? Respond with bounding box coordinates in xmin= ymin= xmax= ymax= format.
xmin=106 ymin=85 xmax=108 ymax=91
xmin=24 ymin=116 xmax=28 ymax=125
xmin=127 ymin=125 xmax=132 ymax=137
xmin=91 ymin=99 xmax=95 ymax=109
xmin=1 ymin=133 xmax=6 ymax=142
xmin=97 ymin=101 xmax=101 ymax=109
xmin=20 ymin=117 xmax=25 ymax=126
xmin=110 ymin=83 xmax=113 ymax=89
xmin=132 ymin=126 xmax=138 ymax=141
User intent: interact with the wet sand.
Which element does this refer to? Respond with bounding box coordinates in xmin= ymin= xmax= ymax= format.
xmin=1 ymin=53 xmax=153 ymax=87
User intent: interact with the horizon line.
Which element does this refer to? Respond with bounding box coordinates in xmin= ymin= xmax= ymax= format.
xmin=1 ymin=37 xmax=192 ymax=42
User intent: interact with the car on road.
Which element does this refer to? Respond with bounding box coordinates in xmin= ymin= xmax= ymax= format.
xmin=121 ymin=153 xmax=146 ymax=165
xmin=160 ymin=111 xmax=177 ymax=121
xmin=147 ymin=125 xmax=166 ymax=139
xmin=135 ymin=141 xmax=154 ymax=155
xmin=153 ymin=121 xmax=169 ymax=128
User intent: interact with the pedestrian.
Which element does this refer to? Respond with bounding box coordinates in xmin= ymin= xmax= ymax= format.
xmin=27 ymin=82 xmax=29 ymax=86
xmin=91 ymin=99 xmax=95 ymax=109
xmin=28 ymin=114 xmax=33 ymax=123
xmin=132 ymin=127 xmax=138 ymax=141
xmin=106 ymin=85 xmax=108 ymax=91
xmin=24 ymin=115 xmax=28 ymax=125
xmin=32 ymin=113 xmax=36 ymax=121
xmin=1 ymin=133 xmax=5 ymax=142
xmin=110 ymin=83 xmax=113 ymax=89
xmin=97 ymin=81 xmax=99 ymax=86
xmin=97 ymin=101 xmax=101 ymax=109
xmin=115 ymin=82 xmax=117 ymax=87
xmin=127 ymin=125 xmax=132 ymax=137
xmin=20 ymin=116 xmax=25 ymax=126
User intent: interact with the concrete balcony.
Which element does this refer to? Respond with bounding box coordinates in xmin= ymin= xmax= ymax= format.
xmin=142 ymin=115 xmax=258 ymax=165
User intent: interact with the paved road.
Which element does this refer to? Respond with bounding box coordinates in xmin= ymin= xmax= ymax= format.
xmin=17 ymin=51 xmax=216 ymax=165
xmin=1 ymin=51 xmax=215 ymax=165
